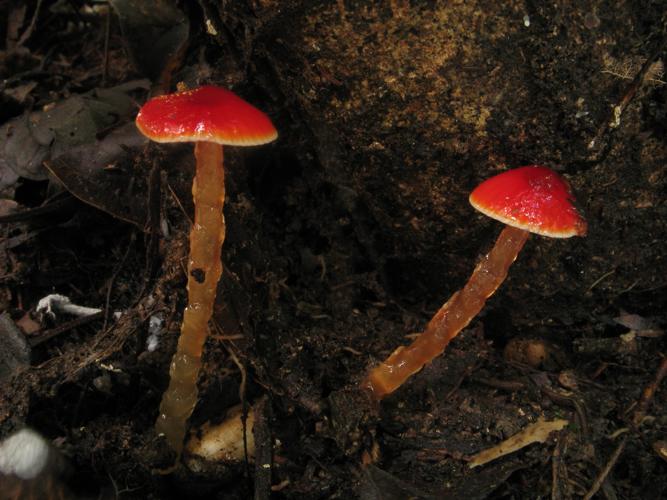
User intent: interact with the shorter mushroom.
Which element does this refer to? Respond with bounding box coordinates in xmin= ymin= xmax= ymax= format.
xmin=364 ymin=165 xmax=587 ymax=399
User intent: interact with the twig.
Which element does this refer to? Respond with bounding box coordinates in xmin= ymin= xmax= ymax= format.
xmin=583 ymin=355 xmax=667 ymax=499
xmin=632 ymin=355 xmax=667 ymax=426
xmin=211 ymin=333 xmax=245 ymax=341
xmin=587 ymin=269 xmax=616 ymax=292
xmin=0 ymin=193 xmax=76 ymax=224
xmin=222 ymin=330 xmax=252 ymax=487
xmin=474 ymin=376 xmax=527 ymax=392
xmin=168 ymin=181 xmax=192 ymax=225
xmin=137 ymin=162 xmax=163 ymax=300
xmin=29 ymin=311 xmax=104 ymax=347
xmin=102 ymin=5 xmax=111 ymax=86
xmin=551 ymin=429 xmax=570 ymax=500
xmin=16 ymin=0 xmax=43 ymax=47
xmin=583 ymin=436 xmax=627 ymax=500
xmin=103 ymin=231 xmax=135 ymax=330
xmin=213 ymin=321 xmax=249 ymax=451
xmin=223 ymin=338 xmax=248 ymax=418
xmin=587 ymin=42 xmax=666 ymax=158
xmin=253 ymin=396 xmax=273 ymax=500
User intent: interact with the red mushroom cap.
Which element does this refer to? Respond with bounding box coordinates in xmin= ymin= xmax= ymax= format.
xmin=135 ymin=85 xmax=277 ymax=146
xmin=469 ymin=165 xmax=587 ymax=238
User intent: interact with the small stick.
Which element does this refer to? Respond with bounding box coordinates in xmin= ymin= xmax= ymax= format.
xmin=473 ymin=377 xmax=527 ymax=392
xmin=137 ymin=162 xmax=162 ymax=300
xmin=582 ymin=436 xmax=628 ymax=500
xmin=103 ymin=232 xmax=135 ymax=330
xmin=583 ymin=355 xmax=667 ymax=499
xmin=587 ymin=43 xmax=666 ymax=157
xmin=253 ymin=396 xmax=273 ymax=500
xmin=632 ymin=355 xmax=667 ymax=426
xmin=102 ymin=5 xmax=111 ymax=86
xmin=0 ymin=193 xmax=76 ymax=224
xmin=219 ymin=325 xmax=252 ymax=487
xmin=29 ymin=311 xmax=104 ymax=347
xmin=551 ymin=429 xmax=570 ymax=500
xmin=16 ymin=0 xmax=43 ymax=47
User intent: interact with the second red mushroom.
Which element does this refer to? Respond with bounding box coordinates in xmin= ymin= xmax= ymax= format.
xmin=364 ymin=165 xmax=588 ymax=399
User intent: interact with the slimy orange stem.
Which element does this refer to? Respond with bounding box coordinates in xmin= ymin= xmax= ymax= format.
xmin=156 ymin=141 xmax=226 ymax=454
xmin=364 ymin=225 xmax=529 ymax=399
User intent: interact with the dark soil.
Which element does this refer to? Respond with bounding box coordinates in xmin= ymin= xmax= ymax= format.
xmin=1 ymin=1 xmax=666 ymax=499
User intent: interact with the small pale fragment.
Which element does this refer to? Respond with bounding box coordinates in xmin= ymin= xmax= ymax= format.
xmin=205 ymin=18 xmax=218 ymax=36
xmin=652 ymin=440 xmax=667 ymax=462
xmin=610 ymin=105 xmax=622 ymax=128
xmin=146 ymin=314 xmax=164 ymax=352
xmin=185 ymin=406 xmax=255 ymax=464
xmin=468 ymin=418 xmax=568 ymax=468
xmin=36 ymin=294 xmax=101 ymax=318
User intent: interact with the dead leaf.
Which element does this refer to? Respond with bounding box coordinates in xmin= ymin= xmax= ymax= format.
xmin=0 ymin=80 xmax=149 ymax=186
xmin=614 ymin=310 xmax=664 ymax=337
xmin=45 ymin=123 xmax=194 ymax=229
xmin=614 ymin=311 xmax=654 ymax=330
xmin=44 ymin=123 xmax=149 ymax=228
xmin=468 ymin=418 xmax=568 ymax=468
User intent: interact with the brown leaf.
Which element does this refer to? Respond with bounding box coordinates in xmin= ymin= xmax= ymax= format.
xmin=44 ymin=123 xmax=149 ymax=228
xmin=45 ymin=123 xmax=195 ymax=229
xmin=0 ymin=81 xmax=149 ymax=185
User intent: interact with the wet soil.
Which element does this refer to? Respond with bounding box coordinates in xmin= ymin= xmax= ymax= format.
xmin=1 ymin=1 xmax=666 ymax=499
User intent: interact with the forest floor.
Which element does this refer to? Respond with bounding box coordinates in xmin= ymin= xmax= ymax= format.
xmin=1 ymin=1 xmax=666 ymax=499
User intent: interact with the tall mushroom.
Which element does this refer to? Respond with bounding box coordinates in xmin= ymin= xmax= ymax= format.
xmin=135 ymin=85 xmax=277 ymax=454
xmin=364 ymin=165 xmax=587 ymax=399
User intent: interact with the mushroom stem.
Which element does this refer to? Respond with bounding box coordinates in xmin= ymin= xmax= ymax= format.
xmin=156 ymin=141 xmax=226 ymax=454
xmin=364 ymin=225 xmax=529 ymax=399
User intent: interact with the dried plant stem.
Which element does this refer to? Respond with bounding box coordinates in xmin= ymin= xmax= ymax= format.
xmin=632 ymin=355 xmax=667 ymax=425
xmin=583 ymin=356 xmax=667 ymax=499
xmin=364 ymin=225 xmax=529 ymax=399
xmin=156 ymin=141 xmax=226 ymax=454
xmin=582 ymin=436 xmax=627 ymax=500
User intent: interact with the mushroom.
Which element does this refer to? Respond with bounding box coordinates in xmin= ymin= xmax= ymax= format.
xmin=364 ymin=165 xmax=587 ymax=399
xmin=135 ymin=85 xmax=277 ymax=454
